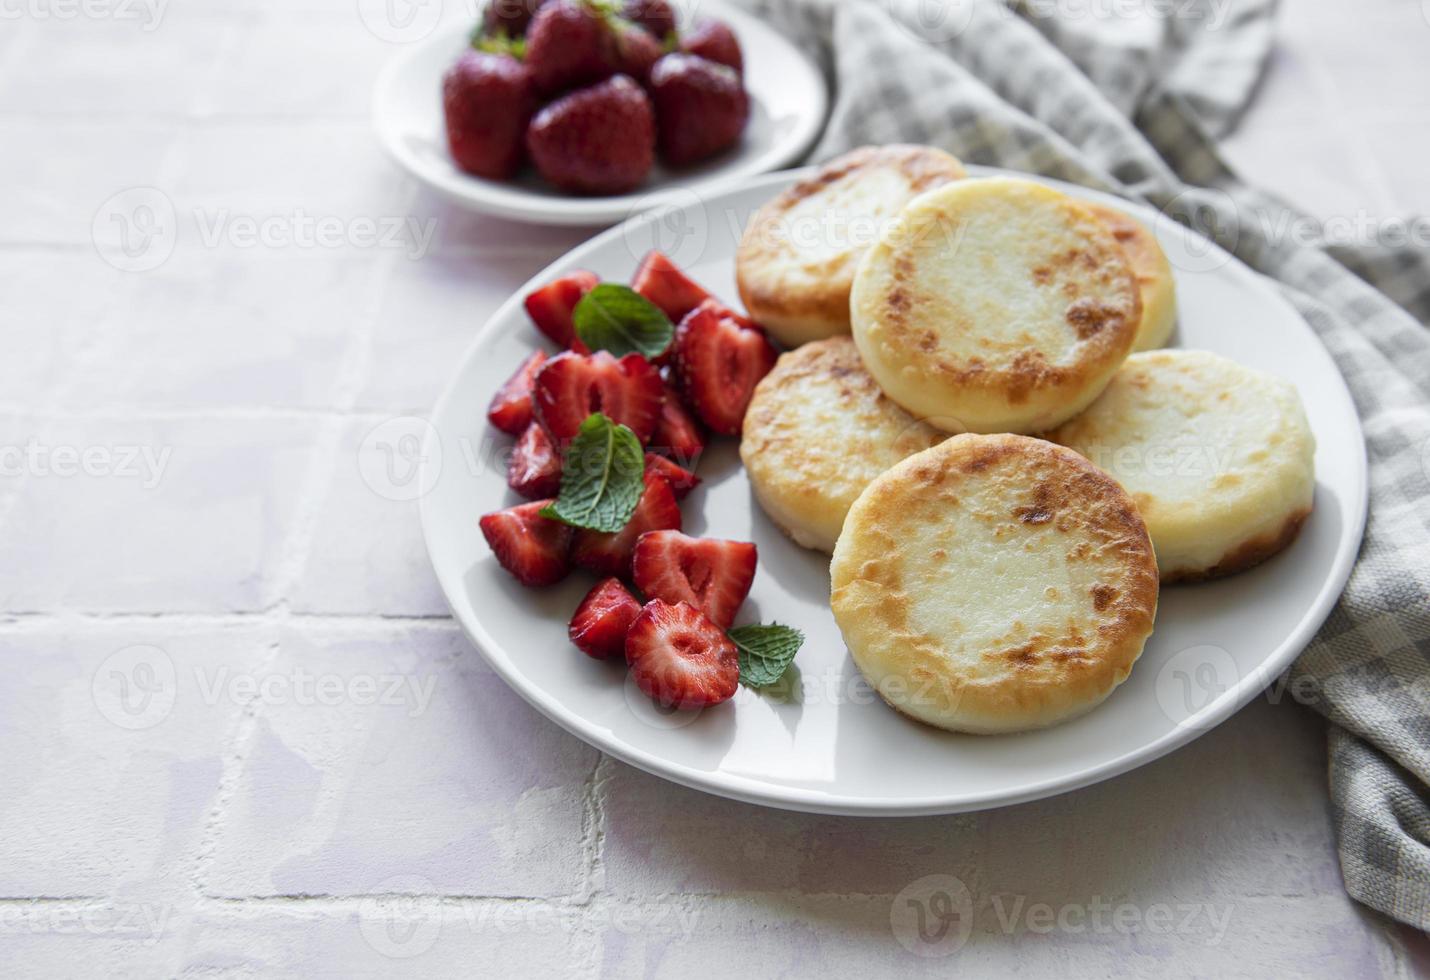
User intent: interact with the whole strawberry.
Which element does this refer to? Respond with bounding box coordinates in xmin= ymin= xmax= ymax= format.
xmin=649 ymin=53 xmax=748 ymax=167
xmin=622 ymin=0 xmax=676 ymax=40
xmin=482 ymin=0 xmax=548 ymax=36
xmin=524 ymin=0 xmax=618 ymax=95
xmin=442 ymin=51 xmax=537 ymax=179
xmin=681 ymin=18 xmax=742 ymax=74
xmin=613 ymin=18 xmax=662 ymax=84
xmin=526 ymin=74 xmax=655 ymax=194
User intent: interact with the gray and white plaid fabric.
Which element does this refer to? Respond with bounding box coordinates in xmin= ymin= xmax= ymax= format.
xmin=732 ymin=0 xmax=1430 ymax=930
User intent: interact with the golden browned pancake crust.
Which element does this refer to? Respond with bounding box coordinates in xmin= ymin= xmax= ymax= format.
xmin=736 ymin=145 xmax=967 ymax=347
xmin=830 ymin=433 xmax=1159 ymax=734
xmin=1049 ymin=350 xmax=1316 ymax=583
xmin=1082 ymin=202 xmax=1177 ymax=352
xmin=850 ymin=177 xmax=1142 ymax=434
xmin=740 ymin=336 xmax=946 ymax=552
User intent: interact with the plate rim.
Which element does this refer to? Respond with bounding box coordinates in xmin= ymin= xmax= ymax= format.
xmin=370 ymin=0 xmax=830 ymax=226
xmin=420 ymin=165 xmax=1370 ymax=816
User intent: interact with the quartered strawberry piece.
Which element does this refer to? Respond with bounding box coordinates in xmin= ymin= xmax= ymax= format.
xmin=644 ymin=452 xmax=700 ymax=499
xmin=673 ymin=299 xmax=778 ymax=435
xmin=647 ymin=382 xmax=706 ymax=465
xmin=625 ymin=599 xmax=739 ymax=709
xmin=631 ymin=251 xmax=712 ymax=323
xmin=507 ymin=422 xmax=563 ymax=499
xmin=571 ymin=471 xmax=681 ymax=576
xmin=479 ymin=500 xmax=573 ymax=587
xmin=569 ymin=577 xmax=642 ymax=660
xmin=532 ymin=349 xmax=664 ymax=446
xmin=488 ymin=350 xmax=547 ymax=435
xmin=631 ymin=530 xmax=756 ymax=629
xmin=524 ymin=270 xmax=599 ymax=349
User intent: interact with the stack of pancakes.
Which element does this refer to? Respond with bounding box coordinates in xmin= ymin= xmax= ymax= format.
xmin=735 ymin=146 xmax=1315 ymax=733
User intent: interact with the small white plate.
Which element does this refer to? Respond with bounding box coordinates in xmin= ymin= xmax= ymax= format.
xmin=372 ymin=0 xmax=828 ymax=226
xmin=420 ymin=167 xmax=1368 ymax=816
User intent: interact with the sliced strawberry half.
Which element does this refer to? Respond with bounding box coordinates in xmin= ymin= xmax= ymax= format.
xmin=524 ymin=270 xmax=599 ymax=349
xmin=532 ymin=349 xmax=664 ymax=446
xmin=571 ymin=471 xmax=681 ymax=576
xmin=673 ymin=299 xmax=778 ymax=435
xmin=631 ymin=251 xmax=712 ymax=323
xmin=479 ymin=500 xmax=573 ymax=587
xmin=569 ymin=577 xmax=642 ymax=660
xmin=631 ymin=530 xmax=757 ymax=629
xmin=507 ymin=422 xmax=562 ymax=499
xmin=647 ymin=382 xmax=706 ymax=465
xmin=488 ymin=350 xmax=547 ymax=435
xmin=644 ymin=452 xmax=700 ymax=499
xmin=625 ymin=599 xmax=739 ymax=709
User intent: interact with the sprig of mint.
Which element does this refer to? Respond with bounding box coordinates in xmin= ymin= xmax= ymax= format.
xmin=539 ymin=413 xmax=645 ymax=532
xmin=572 ymin=284 xmax=674 ymax=359
xmin=729 ymin=624 xmax=804 ymax=689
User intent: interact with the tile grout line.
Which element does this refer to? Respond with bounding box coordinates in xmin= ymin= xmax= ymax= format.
xmin=571 ymin=753 xmax=615 ymax=980
xmin=0 ymin=111 xmax=219 ymax=945
xmin=258 ymin=177 xmax=424 ymax=607
xmin=0 ymin=117 xmax=191 ymax=538
xmin=182 ymin=183 xmax=416 ymax=914
xmin=186 ymin=638 xmax=284 ymax=897
xmin=577 ymin=754 xmax=613 ymax=905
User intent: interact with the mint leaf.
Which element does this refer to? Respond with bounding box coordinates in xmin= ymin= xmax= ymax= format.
xmin=572 ymin=284 xmax=673 ymax=359
xmin=730 ymin=624 xmax=804 ymax=689
xmin=539 ymin=413 xmax=645 ymax=532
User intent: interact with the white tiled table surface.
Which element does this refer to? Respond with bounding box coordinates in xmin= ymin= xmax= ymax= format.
xmin=2 ymin=1 xmax=1427 ymax=975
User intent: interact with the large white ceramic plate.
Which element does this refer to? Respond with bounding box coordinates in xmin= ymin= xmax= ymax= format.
xmin=420 ymin=166 xmax=1368 ymax=815
xmin=372 ymin=1 xmax=828 ymax=226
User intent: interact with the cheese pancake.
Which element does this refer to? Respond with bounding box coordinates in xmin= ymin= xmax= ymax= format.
xmin=736 ymin=145 xmax=967 ymax=348
xmin=741 ymin=336 xmax=946 ymax=553
xmin=831 ymin=433 xmax=1159 ymax=734
xmin=1083 ymin=202 xmax=1177 ymax=352
xmin=850 ymin=177 xmax=1142 ymax=434
xmin=1050 ymin=350 xmax=1316 ymax=582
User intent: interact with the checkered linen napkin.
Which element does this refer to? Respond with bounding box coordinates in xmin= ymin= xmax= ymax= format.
xmin=731 ymin=0 xmax=1430 ymax=929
